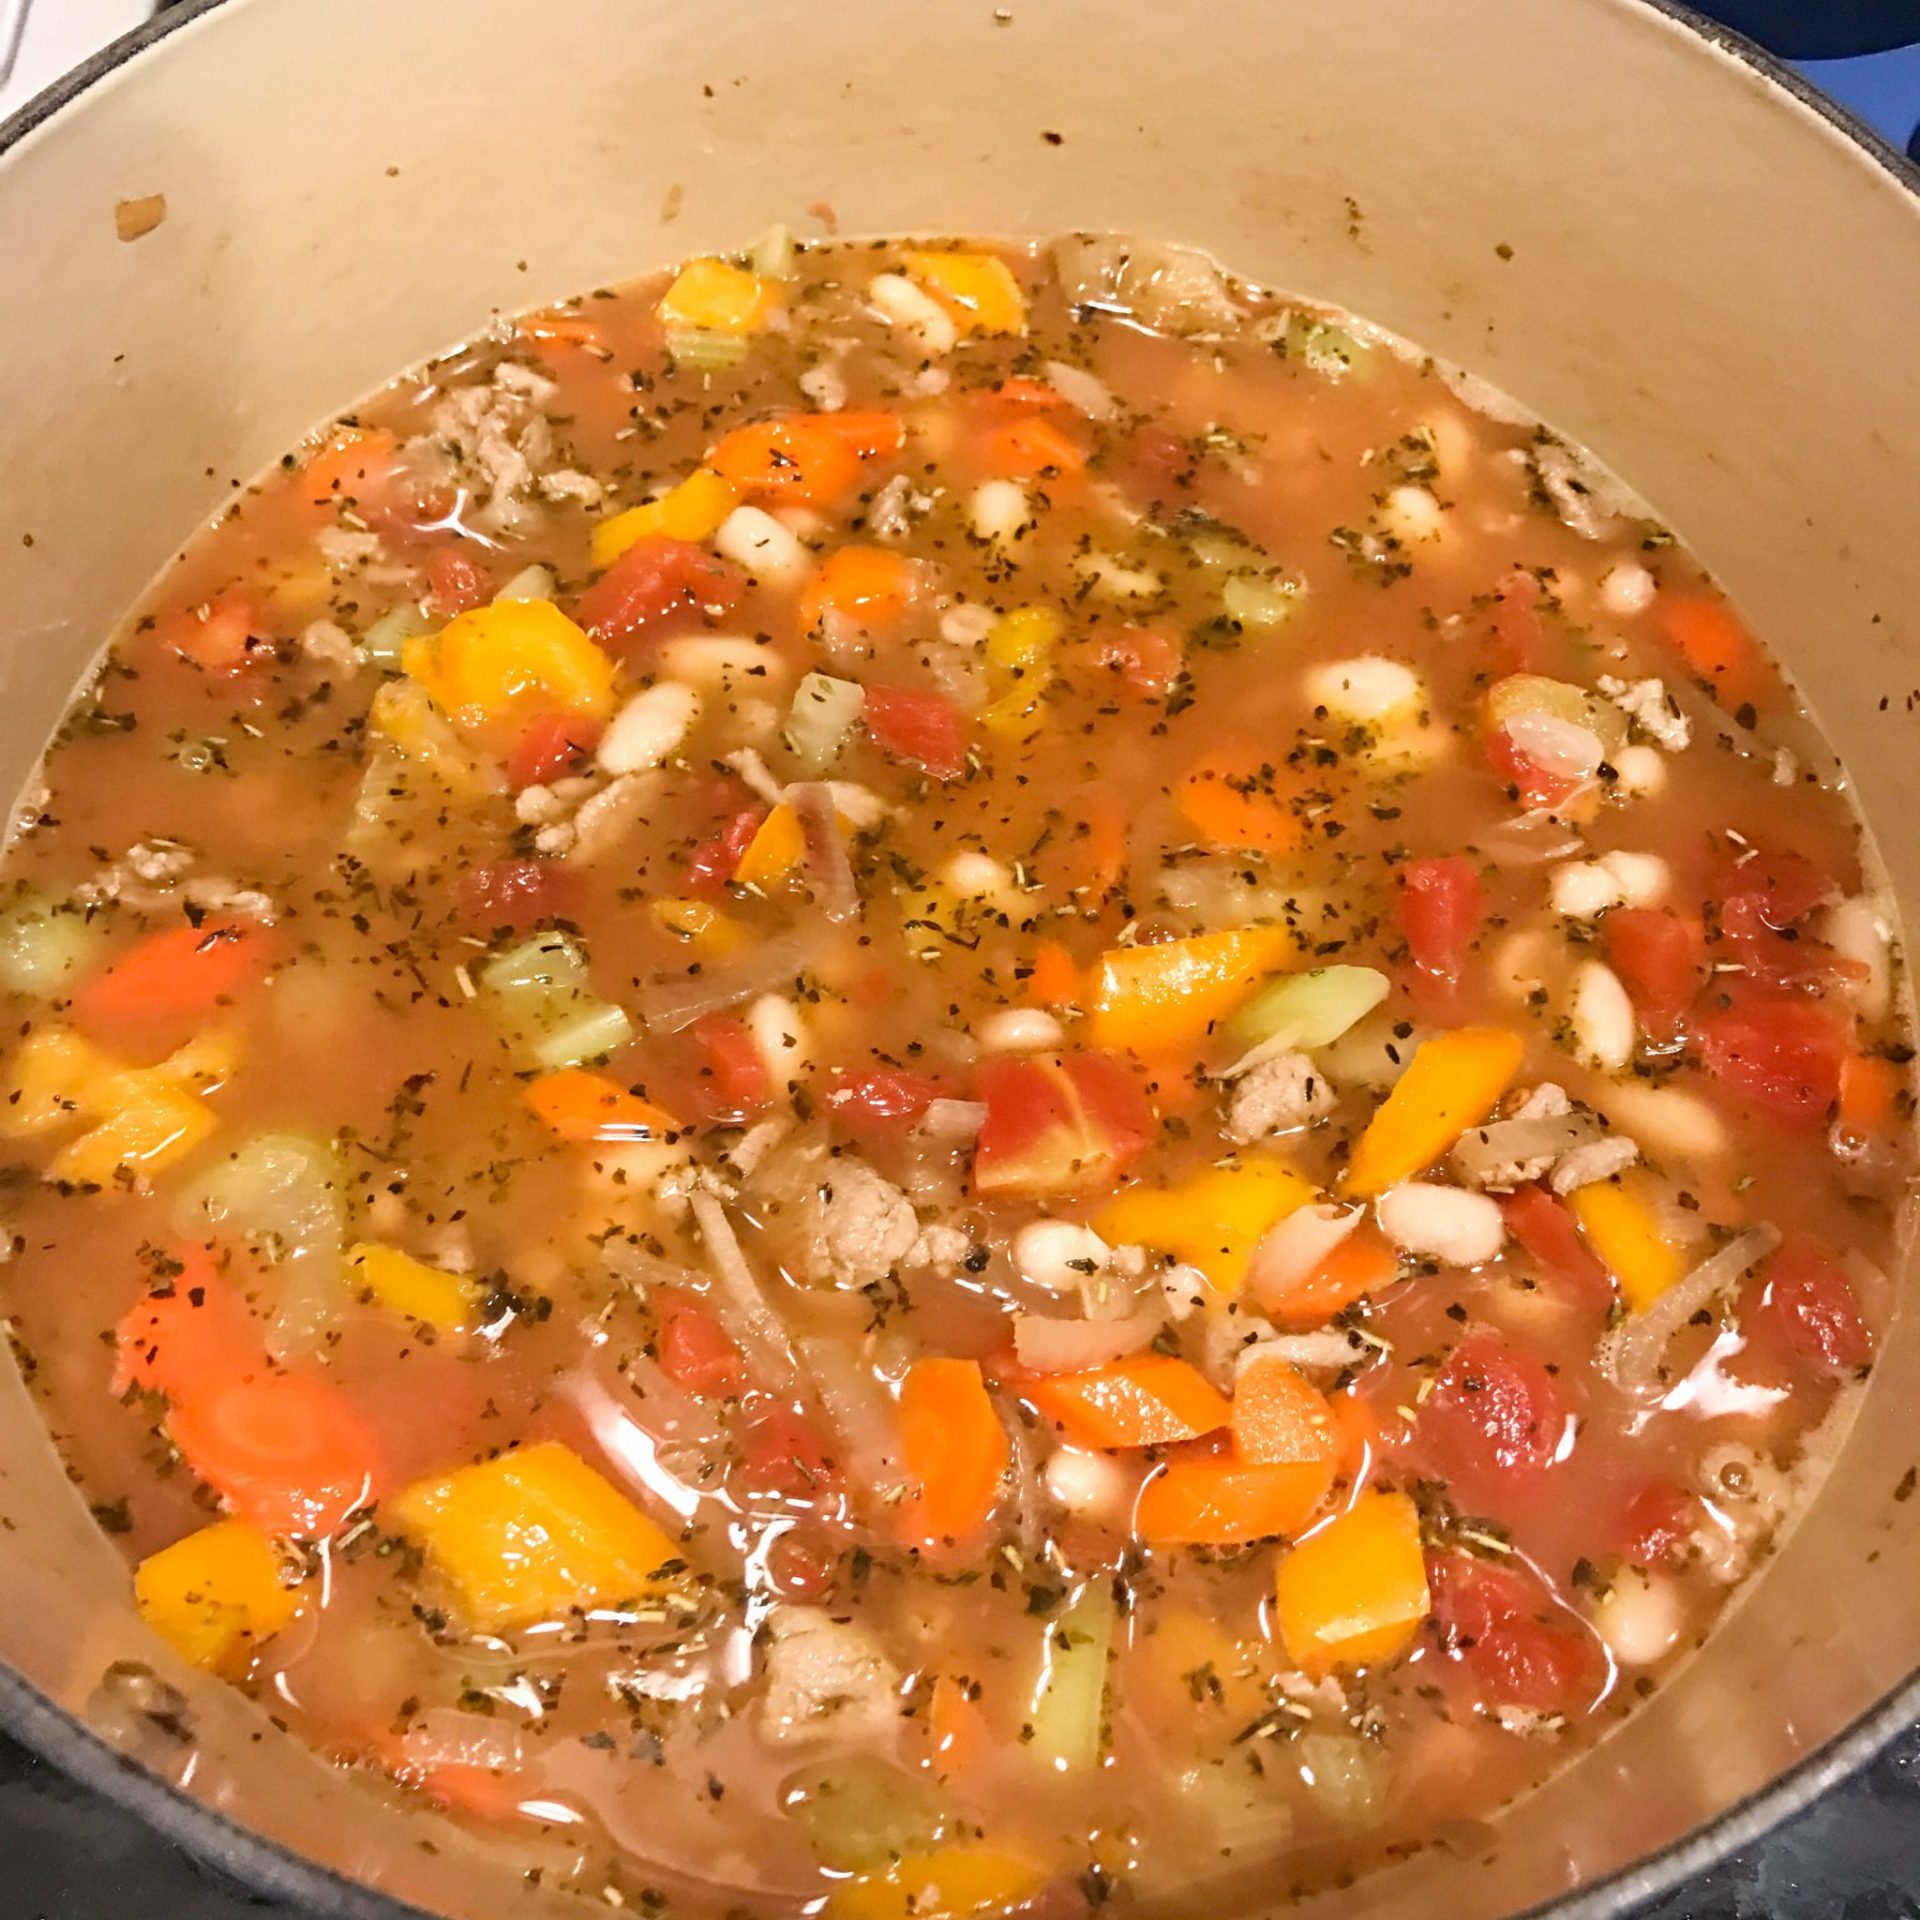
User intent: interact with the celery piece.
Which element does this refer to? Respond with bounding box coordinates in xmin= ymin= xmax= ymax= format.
xmin=1283 ymin=314 xmax=1369 ymax=380
xmin=493 ymin=565 xmax=555 ymax=605
xmin=1295 ymin=1729 xmax=1387 ymax=1823
xmin=783 ymin=672 xmax=866 ymax=773
xmin=667 ymin=328 xmax=750 ymax=372
xmin=175 ymin=1133 xmax=345 ymax=1269
xmin=1230 ymin=965 xmax=1389 ymax=1051
xmin=1221 ymin=571 xmax=1300 ymax=632
xmin=362 ymin=604 xmax=433 ymax=670
xmin=0 ymin=893 xmax=102 ymax=996
xmin=782 ymin=1754 xmax=944 ymax=1871
xmin=530 ymin=998 xmax=634 ymax=1071
xmin=480 ymin=932 xmax=592 ymax=999
xmin=749 ymin=223 xmax=796 ymax=282
xmin=1027 ymin=1580 xmax=1114 ymax=1772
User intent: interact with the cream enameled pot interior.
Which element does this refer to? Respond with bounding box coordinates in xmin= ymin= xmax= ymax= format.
xmin=0 ymin=2 xmax=1917 ymax=1915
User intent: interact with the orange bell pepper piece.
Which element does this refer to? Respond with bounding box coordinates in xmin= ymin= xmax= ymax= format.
xmin=1086 ymin=927 xmax=1293 ymax=1053
xmin=709 ymin=411 xmax=902 ymax=505
xmin=1272 ymin=1490 xmax=1430 ymax=1672
xmin=1027 ymin=1354 xmax=1230 ymax=1451
xmin=1023 ymin=940 xmax=1083 ymax=1009
xmin=1344 ymin=1027 xmax=1525 ymax=1197
xmin=896 ymin=1357 xmax=1008 ymax=1550
xmin=1135 ymin=1447 xmax=1336 ymax=1546
xmin=1178 ymin=747 xmax=1302 ymax=856
xmin=524 ymin=1069 xmax=679 ymax=1144
xmin=798 ymin=545 xmax=917 ymax=633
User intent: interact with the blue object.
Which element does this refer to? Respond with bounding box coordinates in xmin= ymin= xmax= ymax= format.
xmin=1796 ymin=43 xmax=1920 ymax=157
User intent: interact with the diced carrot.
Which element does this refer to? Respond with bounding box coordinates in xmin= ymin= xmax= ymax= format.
xmin=113 ymin=1249 xmax=259 ymax=1400
xmin=154 ymin=590 xmax=275 ymax=674
xmin=1024 ymin=940 xmax=1083 ymax=1010
xmin=1659 ymin=596 xmax=1761 ymax=709
xmin=925 ymin=1673 xmax=989 ymax=1778
xmin=1026 ymin=1355 xmax=1230 ymax=1451
xmin=73 ymin=922 xmax=272 ymax=1034
xmin=167 ymin=1371 xmax=384 ymax=1540
xmin=709 ymin=410 xmax=902 ymax=505
xmin=1074 ymin=794 xmax=1131 ymax=897
xmin=1231 ymin=1357 xmax=1337 ymax=1468
xmin=1344 ymin=1028 xmax=1525 ymax=1197
xmin=1178 ymin=748 xmax=1302 ymax=856
xmin=732 ymin=802 xmax=807 ymax=889
xmin=1272 ymin=1490 xmax=1430 ymax=1672
xmin=1087 ymin=927 xmax=1293 ymax=1054
xmin=514 ymin=310 xmax=609 ymax=354
xmin=990 ymin=378 xmax=1067 ymax=410
xmin=1134 ymin=1448 xmax=1335 ymax=1546
xmin=523 ymin=1069 xmax=679 ymax=1144
xmin=981 ymin=416 xmax=1086 ymax=481
xmin=1838 ymin=1052 xmax=1901 ymax=1141
xmin=799 ymin=546 xmax=917 ymax=634
xmin=896 ymin=1358 xmax=1008 ymax=1550
xmin=296 ymin=427 xmax=399 ymax=511
xmin=1259 ymin=1225 xmax=1402 ymax=1329
xmin=1568 ymin=1174 xmax=1685 ymax=1312
xmin=1329 ymin=1392 xmax=1382 ymax=1495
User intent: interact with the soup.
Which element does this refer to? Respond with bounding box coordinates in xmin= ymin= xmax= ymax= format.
xmin=0 ymin=233 xmax=1907 ymax=1916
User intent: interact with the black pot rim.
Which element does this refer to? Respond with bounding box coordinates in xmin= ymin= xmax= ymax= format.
xmin=0 ymin=2 xmax=1915 ymax=1915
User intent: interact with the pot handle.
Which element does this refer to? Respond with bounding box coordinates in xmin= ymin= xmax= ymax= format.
xmin=0 ymin=0 xmax=29 ymax=87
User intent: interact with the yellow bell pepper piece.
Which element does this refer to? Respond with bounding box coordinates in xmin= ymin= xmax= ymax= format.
xmin=1345 ymin=1027 xmax=1525 ymax=1198
xmin=162 ymin=1024 xmax=243 ymax=1096
xmin=1087 ymin=927 xmax=1294 ymax=1053
xmin=51 ymin=1067 xmax=215 ymax=1187
xmin=903 ymin=251 xmax=1029 ymax=337
xmin=981 ymin=605 xmax=1062 ymax=739
xmin=650 ymin=895 xmax=749 ymax=955
xmin=829 ymin=1844 xmax=1045 ymax=1920
xmin=403 ymin=600 xmax=616 ymax=748
xmin=346 ymin=1242 xmax=483 ymax=1333
xmin=1273 ymin=1490 xmax=1430 ymax=1674
xmin=135 ymin=1520 xmax=303 ymax=1677
xmin=366 ymin=678 xmax=505 ymax=798
xmin=389 ymin=1440 xmax=685 ymax=1631
xmin=1097 ymin=1159 xmax=1314 ymax=1293
xmin=0 ymin=1026 xmax=117 ymax=1138
xmin=731 ymin=803 xmax=807 ymax=890
xmin=657 ymin=257 xmax=780 ymax=335
xmin=1568 ymin=1174 xmax=1686 ymax=1312
xmin=592 ymin=468 xmax=740 ymax=570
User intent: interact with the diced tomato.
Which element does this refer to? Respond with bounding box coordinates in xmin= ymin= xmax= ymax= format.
xmin=1397 ymin=856 xmax=1483 ymax=983
xmin=862 ymin=685 xmax=969 ymax=781
xmin=1605 ymin=907 xmax=1704 ymax=1027
xmin=573 ymin=535 xmax=746 ymax=653
xmin=972 ymin=1052 xmax=1153 ymax=1197
xmin=652 ymin=1285 xmax=748 ymax=1399
xmin=735 ymin=1403 xmax=837 ymax=1501
xmin=1748 ymin=1234 xmax=1873 ymax=1374
xmin=1608 ymin=1478 xmax=1697 ymax=1570
xmin=1426 ymin=1550 xmax=1599 ymax=1714
xmin=685 ymin=809 xmax=765 ymax=897
xmin=691 ymin=1014 xmax=770 ymax=1116
xmin=825 ymin=1069 xmax=947 ymax=1138
xmin=1711 ymin=845 xmax=1840 ymax=929
xmin=1486 ymin=728 xmax=1582 ymax=810
xmin=1696 ymin=990 xmax=1847 ymax=1126
xmin=73 ymin=921 xmax=272 ymax=1034
xmin=426 ymin=548 xmax=490 ymax=618
xmin=1091 ymin=627 xmax=1183 ymax=700
xmin=1499 ymin=1186 xmax=1613 ymax=1308
xmin=1488 ymin=571 xmax=1545 ymax=678
xmin=1704 ymin=845 xmax=1855 ymax=993
xmin=455 ymin=858 xmax=575 ymax=933
xmin=508 ymin=711 xmax=604 ymax=789
xmin=1414 ymin=1333 xmax=1567 ymax=1514
xmin=154 ymin=590 xmax=276 ymax=675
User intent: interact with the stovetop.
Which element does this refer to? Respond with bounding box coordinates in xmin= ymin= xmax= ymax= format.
xmin=2 ymin=5 xmax=1917 ymax=1918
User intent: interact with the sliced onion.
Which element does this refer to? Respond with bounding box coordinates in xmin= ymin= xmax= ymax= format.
xmin=689 ymin=1190 xmax=800 ymax=1393
xmin=400 ymin=1709 xmax=525 ymax=1774
xmin=1013 ymin=1310 xmax=1160 ymax=1374
xmin=1450 ymin=1111 xmax=1603 ymax=1183
xmin=638 ymin=932 xmax=818 ymax=1032
xmin=1500 ymin=710 xmax=1605 ymax=778
xmin=1470 ymin=815 xmax=1587 ymax=869
xmin=789 ymin=782 xmax=860 ymax=924
xmin=1599 ymin=1225 xmax=1781 ymax=1402
xmin=918 ymin=1098 xmax=988 ymax=1142
xmin=796 ymin=1335 xmax=902 ymax=1494
xmin=1041 ymin=359 xmax=1118 ymax=420
xmin=1235 ymin=1330 xmax=1372 ymax=1375
xmin=1246 ymin=1203 xmax=1362 ymax=1316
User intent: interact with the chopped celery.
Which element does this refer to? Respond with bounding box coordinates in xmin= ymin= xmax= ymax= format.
xmin=1187 ymin=529 xmax=1259 ymax=573
xmin=531 ymin=999 xmax=634 ymax=1071
xmin=749 ymin=222 xmax=797 ymax=282
xmin=784 ymin=672 xmax=866 ymax=772
xmin=1485 ymin=673 xmax=1627 ymax=756
xmin=667 ymin=328 xmax=751 ymax=372
xmin=480 ymin=933 xmax=632 ymax=1068
xmin=1230 ymin=965 xmax=1389 ymax=1050
xmin=1221 ymin=571 xmax=1300 ymax=632
xmin=1027 ymin=1579 xmax=1114 ymax=1772
xmin=0 ymin=893 xmax=102 ymax=996
xmin=1294 ymin=1729 xmax=1387 ymax=1823
xmin=175 ymin=1133 xmax=345 ymax=1268
xmin=493 ymin=565 xmax=555 ymax=604
xmin=781 ymin=1754 xmax=944 ymax=1871
xmin=1281 ymin=313 xmax=1369 ymax=379
xmin=362 ymin=604 xmax=434 ymax=670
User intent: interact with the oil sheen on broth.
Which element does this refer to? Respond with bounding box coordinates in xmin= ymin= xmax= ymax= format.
xmin=0 ymin=232 xmax=1908 ymax=1918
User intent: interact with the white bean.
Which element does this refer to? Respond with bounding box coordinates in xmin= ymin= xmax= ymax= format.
xmin=714 ymin=506 xmax=809 ymax=584
xmin=1376 ymin=1183 xmax=1505 ymax=1267
xmin=1015 ymin=1220 xmax=1111 ymax=1291
xmin=1570 ymin=959 xmax=1636 ymax=1071
xmin=1599 ymin=561 xmax=1657 ymax=617
xmin=1303 ymin=655 xmax=1423 ymax=725
xmin=597 ymin=682 xmax=700 ymax=775
xmin=1592 ymin=1569 xmax=1685 ymax=1667
xmin=975 ymin=1008 xmax=1066 ymax=1054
